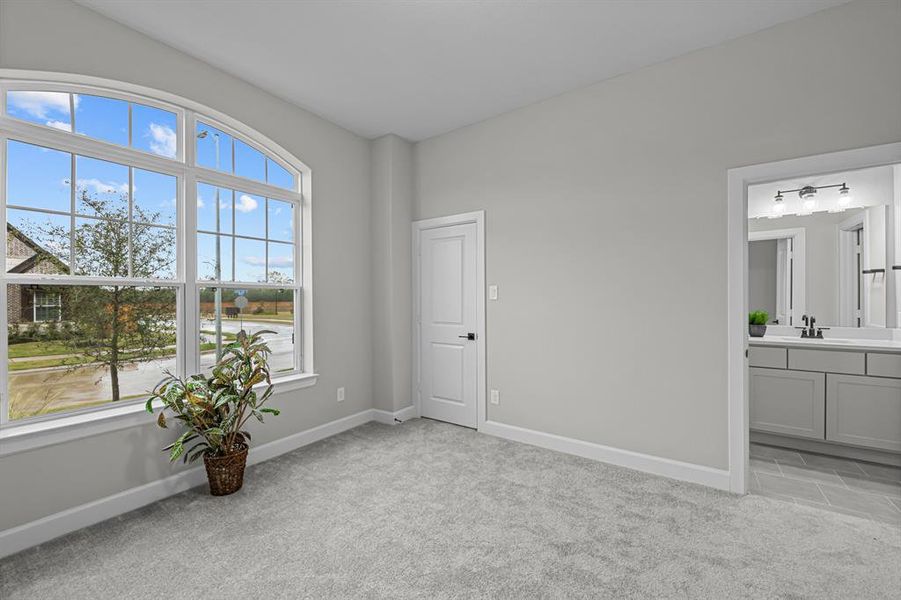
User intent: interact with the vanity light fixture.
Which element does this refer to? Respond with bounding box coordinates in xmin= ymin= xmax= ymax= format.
xmin=771 ymin=182 xmax=851 ymax=217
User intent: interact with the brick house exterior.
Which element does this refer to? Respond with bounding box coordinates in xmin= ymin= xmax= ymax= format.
xmin=6 ymin=224 xmax=68 ymax=325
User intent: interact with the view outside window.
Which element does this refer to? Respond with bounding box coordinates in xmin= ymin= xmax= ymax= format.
xmin=7 ymin=285 xmax=177 ymax=420
xmin=6 ymin=91 xmax=178 ymax=159
xmin=2 ymin=85 xmax=302 ymax=424
xmin=198 ymin=287 xmax=295 ymax=375
xmin=197 ymin=184 xmax=295 ymax=284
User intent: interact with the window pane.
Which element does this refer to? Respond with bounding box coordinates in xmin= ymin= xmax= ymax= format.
xmin=197 ymin=184 xmax=232 ymax=234
xmin=6 ymin=209 xmax=70 ymax=274
xmin=75 ymin=155 xmax=129 ymax=218
xmin=7 ymin=284 xmax=177 ymax=421
xmin=234 ymin=237 xmax=266 ymax=282
xmin=234 ymin=192 xmax=264 ymax=238
xmin=133 ymin=224 xmax=177 ymax=279
xmin=6 ymin=91 xmax=71 ymax=131
xmin=195 ymin=122 xmax=233 ymax=172
xmin=133 ymin=168 xmax=176 ymax=226
xmin=132 ymin=103 xmax=177 ymax=158
xmin=199 ymin=287 xmax=294 ymax=374
xmin=235 ymin=140 xmax=265 ymax=182
xmin=197 ymin=233 xmax=233 ymax=281
xmin=266 ymin=158 xmax=294 ymax=190
xmin=267 ymin=199 xmax=294 ymax=242
xmin=267 ymin=242 xmax=294 ymax=283
xmin=75 ymin=217 xmax=128 ymax=277
xmin=74 ymin=94 xmax=128 ymax=146
xmin=6 ymin=140 xmax=71 ymax=212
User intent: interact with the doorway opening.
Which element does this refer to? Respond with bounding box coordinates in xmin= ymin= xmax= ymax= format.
xmin=727 ymin=143 xmax=901 ymax=502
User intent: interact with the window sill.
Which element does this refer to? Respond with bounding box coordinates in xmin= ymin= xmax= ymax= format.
xmin=0 ymin=373 xmax=318 ymax=457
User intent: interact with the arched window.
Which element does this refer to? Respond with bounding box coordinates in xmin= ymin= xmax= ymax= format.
xmin=0 ymin=77 xmax=311 ymax=427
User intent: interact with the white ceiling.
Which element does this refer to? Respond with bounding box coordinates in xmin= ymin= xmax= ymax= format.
xmin=76 ymin=0 xmax=849 ymax=141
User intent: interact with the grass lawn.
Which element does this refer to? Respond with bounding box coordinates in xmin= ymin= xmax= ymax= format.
xmin=244 ymin=312 xmax=293 ymax=322
xmin=8 ymin=341 xmax=74 ymax=359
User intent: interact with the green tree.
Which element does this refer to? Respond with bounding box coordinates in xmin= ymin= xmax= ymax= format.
xmin=26 ymin=188 xmax=177 ymax=402
xmin=267 ymin=270 xmax=290 ymax=314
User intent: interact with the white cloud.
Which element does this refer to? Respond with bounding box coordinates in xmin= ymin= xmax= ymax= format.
xmin=77 ymin=178 xmax=128 ymax=196
xmin=7 ymin=91 xmax=71 ymax=120
xmin=243 ymin=256 xmax=266 ymax=266
xmin=236 ymin=194 xmax=258 ymax=213
xmin=45 ymin=120 xmax=72 ymax=132
xmin=268 ymin=256 xmax=293 ymax=267
xmin=147 ymin=123 xmax=177 ymax=158
xmin=197 ymin=196 xmax=205 ymax=209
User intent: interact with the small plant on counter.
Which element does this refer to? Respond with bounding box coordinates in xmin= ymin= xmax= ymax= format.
xmin=147 ymin=330 xmax=281 ymax=495
xmin=748 ymin=310 xmax=769 ymax=338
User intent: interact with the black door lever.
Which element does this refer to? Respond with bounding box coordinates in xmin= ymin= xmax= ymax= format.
xmin=458 ymin=333 xmax=476 ymax=340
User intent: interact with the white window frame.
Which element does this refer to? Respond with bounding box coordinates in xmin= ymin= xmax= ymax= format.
xmin=32 ymin=289 xmax=62 ymax=323
xmin=0 ymin=71 xmax=316 ymax=454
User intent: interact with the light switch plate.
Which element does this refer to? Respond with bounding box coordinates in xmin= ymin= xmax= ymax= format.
xmin=490 ymin=389 xmax=500 ymax=405
xmin=489 ymin=285 xmax=498 ymax=300
xmin=337 ymin=387 xmax=345 ymax=402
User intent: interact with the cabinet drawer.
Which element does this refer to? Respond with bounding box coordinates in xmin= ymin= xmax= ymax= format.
xmin=826 ymin=374 xmax=901 ymax=452
xmin=788 ymin=348 xmax=865 ymax=375
xmin=750 ymin=368 xmax=825 ymax=440
xmin=749 ymin=346 xmax=786 ymax=369
xmin=867 ymin=353 xmax=901 ymax=378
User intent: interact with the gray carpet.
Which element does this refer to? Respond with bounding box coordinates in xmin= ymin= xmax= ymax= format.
xmin=2 ymin=419 xmax=899 ymax=599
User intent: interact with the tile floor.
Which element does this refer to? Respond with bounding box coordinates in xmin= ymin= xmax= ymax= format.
xmin=749 ymin=443 xmax=901 ymax=527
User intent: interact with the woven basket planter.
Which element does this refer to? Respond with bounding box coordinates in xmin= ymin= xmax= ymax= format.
xmin=203 ymin=443 xmax=249 ymax=496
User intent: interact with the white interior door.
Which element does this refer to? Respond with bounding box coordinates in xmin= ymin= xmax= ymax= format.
xmin=418 ymin=222 xmax=478 ymax=428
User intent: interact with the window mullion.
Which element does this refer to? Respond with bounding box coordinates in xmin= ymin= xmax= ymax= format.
xmin=183 ymin=110 xmax=198 ymax=377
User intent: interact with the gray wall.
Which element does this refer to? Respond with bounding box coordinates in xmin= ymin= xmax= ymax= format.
xmin=748 ymin=240 xmax=778 ymax=322
xmin=0 ymin=0 xmax=373 ymax=530
xmin=371 ymin=135 xmax=414 ymax=412
xmin=414 ymin=0 xmax=901 ymax=469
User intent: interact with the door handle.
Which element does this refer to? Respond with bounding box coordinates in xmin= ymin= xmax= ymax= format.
xmin=458 ymin=333 xmax=476 ymax=341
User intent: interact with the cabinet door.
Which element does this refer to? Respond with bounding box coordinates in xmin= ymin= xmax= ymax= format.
xmin=750 ymin=368 xmax=826 ymax=439
xmin=826 ymin=374 xmax=901 ymax=451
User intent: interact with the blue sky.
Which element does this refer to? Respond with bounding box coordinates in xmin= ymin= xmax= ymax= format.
xmin=6 ymin=91 xmax=295 ymax=283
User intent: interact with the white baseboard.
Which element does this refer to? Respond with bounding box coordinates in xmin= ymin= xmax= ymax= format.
xmin=0 ymin=408 xmax=376 ymax=559
xmin=371 ymin=404 xmax=417 ymax=425
xmin=480 ymin=420 xmax=732 ymax=492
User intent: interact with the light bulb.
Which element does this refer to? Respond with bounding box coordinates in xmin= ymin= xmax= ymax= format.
xmin=838 ymin=184 xmax=852 ymax=207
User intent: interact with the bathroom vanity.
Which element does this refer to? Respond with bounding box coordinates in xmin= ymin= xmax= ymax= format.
xmin=749 ymin=336 xmax=901 ymax=465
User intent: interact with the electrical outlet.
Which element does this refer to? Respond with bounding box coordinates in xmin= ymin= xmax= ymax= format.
xmin=337 ymin=387 xmax=345 ymax=402
xmin=489 ymin=285 xmax=498 ymax=300
xmin=490 ymin=389 xmax=500 ymax=405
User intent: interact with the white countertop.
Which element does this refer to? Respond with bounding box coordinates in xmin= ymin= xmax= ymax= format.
xmin=749 ymin=335 xmax=901 ymax=353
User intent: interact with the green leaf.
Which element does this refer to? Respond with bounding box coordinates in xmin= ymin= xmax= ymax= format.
xmin=260 ymin=407 xmax=280 ymax=416
xmin=157 ymin=411 xmax=167 ymax=428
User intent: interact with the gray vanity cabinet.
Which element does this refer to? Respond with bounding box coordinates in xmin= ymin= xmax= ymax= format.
xmin=826 ymin=374 xmax=901 ymax=452
xmin=749 ymin=367 xmax=826 ymax=439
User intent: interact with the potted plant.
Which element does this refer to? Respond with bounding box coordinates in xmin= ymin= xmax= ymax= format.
xmin=147 ymin=330 xmax=281 ymax=496
xmin=748 ymin=310 xmax=769 ymax=338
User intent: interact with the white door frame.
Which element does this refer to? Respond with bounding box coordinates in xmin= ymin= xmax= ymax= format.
xmin=748 ymin=228 xmax=806 ymax=326
xmin=837 ymin=211 xmax=865 ymax=327
xmin=412 ymin=211 xmax=487 ymax=430
xmin=727 ymin=142 xmax=901 ymax=494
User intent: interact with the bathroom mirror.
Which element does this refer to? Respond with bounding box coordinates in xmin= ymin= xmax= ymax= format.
xmin=747 ymin=164 xmax=900 ymax=328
